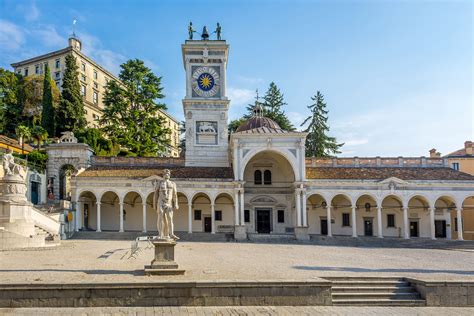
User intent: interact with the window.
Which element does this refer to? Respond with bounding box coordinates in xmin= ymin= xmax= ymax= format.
xmin=81 ymin=74 xmax=86 ymax=82
xmin=35 ymin=65 xmax=40 ymax=74
xmin=215 ymin=210 xmax=222 ymax=221
xmin=93 ymin=70 xmax=98 ymax=79
xmin=93 ymin=91 xmax=98 ymax=104
xmin=81 ymin=62 xmax=86 ymax=72
xmin=55 ymin=71 xmax=60 ymax=79
xmin=263 ymin=170 xmax=272 ymax=185
xmin=342 ymin=213 xmax=350 ymax=227
xmin=194 ymin=210 xmax=201 ymax=220
xmin=84 ymin=109 xmax=88 ymax=114
xmin=277 ymin=210 xmax=285 ymax=223
xmin=93 ymin=114 xmax=99 ymax=120
xmin=80 ymin=85 xmax=86 ymax=96
xmin=244 ymin=209 xmax=250 ymax=223
xmin=452 ymin=162 xmax=459 ymax=171
xmin=387 ymin=214 xmax=395 ymax=227
xmin=254 ymin=170 xmax=262 ymax=185
xmin=55 ymin=59 xmax=60 ymax=69
xmin=93 ymin=82 xmax=98 ymax=89
xmin=24 ymin=68 xmax=28 ymax=76
xmin=16 ymin=69 xmax=21 ymax=74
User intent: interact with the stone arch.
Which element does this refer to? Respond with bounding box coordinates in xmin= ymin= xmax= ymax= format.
xmin=100 ymin=190 xmax=121 ymax=231
xmin=78 ymin=190 xmax=97 ymax=231
xmin=192 ymin=192 xmax=213 ymax=233
xmin=122 ymin=191 xmax=144 ymax=231
xmin=240 ymin=148 xmax=299 ymax=181
xmin=306 ymin=193 xmax=327 ymax=235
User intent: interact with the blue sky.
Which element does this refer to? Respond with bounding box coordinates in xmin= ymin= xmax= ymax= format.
xmin=0 ymin=0 xmax=472 ymax=156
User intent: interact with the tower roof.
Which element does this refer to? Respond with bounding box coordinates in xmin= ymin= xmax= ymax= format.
xmin=235 ymin=116 xmax=284 ymax=133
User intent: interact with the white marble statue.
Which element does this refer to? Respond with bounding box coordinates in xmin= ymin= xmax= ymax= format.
xmin=153 ymin=169 xmax=179 ymax=240
xmin=2 ymin=150 xmax=24 ymax=179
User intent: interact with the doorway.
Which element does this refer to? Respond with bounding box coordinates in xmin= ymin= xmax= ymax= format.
xmin=204 ymin=216 xmax=212 ymax=232
xmin=320 ymin=219 xmax=328 ymax=235
xmin=435 ymin=220 xmax=447 ymax=238
xmin=364 ymin=218 xmax=373 ymax=236
xmin=31 ymin=181 xmax=39 ymax=205
xmin=83 ymin=203 xmax=89 ymax=230
xmin=410 ymin=221 xmax=419 ymax=237
xmin=256 ymin=209 xmax=272 ymax=234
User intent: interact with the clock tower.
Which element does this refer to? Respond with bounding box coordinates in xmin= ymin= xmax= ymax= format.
xmin=182 ymin=38 xmax=230 ymax=167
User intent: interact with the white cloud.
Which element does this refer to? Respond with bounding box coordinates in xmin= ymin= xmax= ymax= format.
xmin=16 ymin=1 xmax=40 ymax=22
xmin=0 ymin=20 xmax=25 ymax=51
xmin=287 ymin=111 xmax=306 ymax=129
xmin=33 ymin=25 xmax=65 ymax=48
xmin=228 ymin=87 xmax=255 ymax=106
xmin=343 ymin=138 xmax=369 ymax=146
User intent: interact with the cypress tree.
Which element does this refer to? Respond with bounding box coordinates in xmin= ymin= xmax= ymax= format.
xmin=301 ymin=91 xmax=344 ymax=157
xmin=57 ymin=54 xmax=86 ymax=135
xmin=41 ymin=63 xmax=55 ymax=136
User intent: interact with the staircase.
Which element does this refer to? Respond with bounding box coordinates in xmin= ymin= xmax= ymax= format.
xmin=326 ymin=277 xmax=425 ymax=306
xmin=247 ymin=233 xmax=296 ymax=242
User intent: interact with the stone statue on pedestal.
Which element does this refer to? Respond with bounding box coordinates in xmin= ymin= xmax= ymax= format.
xmin=2 ymin=150 xmax=24 ymax=179
xmin=153 ymin=169 xmax=179 ymax=240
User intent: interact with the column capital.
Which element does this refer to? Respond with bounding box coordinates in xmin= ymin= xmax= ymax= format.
xmin=96 ymin=201 xmax=101 ymax=206
xmin=119 ymin=201 xmax=124 ymax=206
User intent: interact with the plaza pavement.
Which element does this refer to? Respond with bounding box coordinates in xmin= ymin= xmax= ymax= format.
xmin=0 ymin=306 xmax=473 ymax=315
xmin=0 ymin=239 xmax=473 ymax=284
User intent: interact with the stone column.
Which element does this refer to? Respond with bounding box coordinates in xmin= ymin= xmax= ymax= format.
xmin=326 ymin=205 xmax=332 ymax=237
xmin=142 ymin=202 xmax=147 ymax=233
xmin=429 ymin=207 xmax=436 ymax=240
xmin=302 ymin=191 xmax=307 ymax=227
xmin=457 ymin=208 xmax=463 ymax=240
xmin=377 ymin=206 xmax=383 ymax=238
xmin=119 ymin=201 xmax=124 ymax=232
xmin=211 ymin=202 xmax=215 ymax=234
xmin=403 ymin=206 xmax=409 ymax=239
xmin=234 ymin=191 xmax=239 ymax=225
xmin=296 ymin=190 xmax=301 ymax=227
xmin=75 ymin=200 xmax=82 ymax=232
xmin=188 ymin=201 xmax=192 ymax=234
xmin=351 ymin=206 xmax=357 ymax=237
xmin=96 ymin=201 xmax=101 ymax=232
xmin=239 ymin=189 xmax=245 ymax=225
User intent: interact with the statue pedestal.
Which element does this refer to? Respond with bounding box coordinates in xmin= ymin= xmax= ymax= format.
xmin=144 ymin=239 xmax=185 ymax=275
xmin=234 ymin=225 xmax=247 ymax=241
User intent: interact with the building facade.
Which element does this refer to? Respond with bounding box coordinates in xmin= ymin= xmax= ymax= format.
xmin=11 ymin=37 xmax=180 ymax=158
xmin=71 ymin=38 xmax=474 ymax=241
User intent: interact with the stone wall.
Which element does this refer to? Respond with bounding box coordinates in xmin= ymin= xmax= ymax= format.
xmin=0 ymin=281 xmax=332 ymax=307
xmin=407 ymin=278 xmax=474 ymax=306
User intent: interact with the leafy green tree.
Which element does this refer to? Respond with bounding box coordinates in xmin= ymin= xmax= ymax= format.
xmin=57 ymin=54 xmax=86 ymax=135
xmin=261 ymin=82 xmax=295 ymax=131
xmin=26 ymin=150 xmax=48 ymax=172
xmin=15 ymin=125 xmax=31 ymax=153
xmin=99 ymin=59 xmax=170 ymax=157
xmin=228 ymin=117 xmax=247 ymax=134
xmin=21 ymin=75 xmax=60 ymax=126
xmin=30 ymin=125 xmax=48 ymax=149
xmin=76 ymin=128 xmax=120 ymax=156
xmin=0 ymin=68 xmax=22 ymax=136
xmin=41 ymin=64 xmax=55 ymax=136
xmin=179 ymin=120 xmax=186 ymax=152
xmin=301 ymin=91 xmax=343 ymax=157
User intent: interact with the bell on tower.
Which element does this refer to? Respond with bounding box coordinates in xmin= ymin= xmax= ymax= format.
xmin=201 ymin=26 xmax=209 ymax=40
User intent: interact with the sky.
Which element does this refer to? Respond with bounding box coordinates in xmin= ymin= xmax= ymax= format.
xmin=0 ymin=0 xmax=472 ymax=157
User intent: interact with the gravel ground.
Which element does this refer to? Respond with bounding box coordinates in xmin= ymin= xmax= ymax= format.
xmin=0 ymin=239 xmax=473 ymax=284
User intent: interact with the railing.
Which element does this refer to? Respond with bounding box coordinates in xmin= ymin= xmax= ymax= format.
xmin=30 ymin=207 xmax=60 ymax=235
xmin=305 ymin=156 xmax=449 ymax=168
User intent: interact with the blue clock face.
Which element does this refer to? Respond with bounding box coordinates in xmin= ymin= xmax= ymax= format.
xmin=197 ymin=73 xmax=214 ymax=91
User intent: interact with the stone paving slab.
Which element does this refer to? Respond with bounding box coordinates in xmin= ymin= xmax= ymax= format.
xmin=1 ymin=306 xmax=474 ymax=315
xmin=0 ymin=239 xmax=473 ymax=284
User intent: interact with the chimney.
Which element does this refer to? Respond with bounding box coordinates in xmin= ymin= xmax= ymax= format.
xmin=429 ymin=148 xmax=438 ymax=158
xmin=465 ymin=141 xmax=473 ymax=155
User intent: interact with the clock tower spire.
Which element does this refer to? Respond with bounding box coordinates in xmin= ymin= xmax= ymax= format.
xmin=182 ymin=32 xmax=230 ymax=167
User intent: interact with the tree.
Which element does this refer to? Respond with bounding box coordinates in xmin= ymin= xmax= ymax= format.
xmin=75 ymin=128 xmax=120 ymax=156
xmin=301 ymin=91 xmax=343 ymax=157
xmin=0 ymin=68 xmax=22 ymax=136
xmin=99 ymin=59 xmax=170 ymax=156
xmin=261 ymin=82 xmax=295 ymax=131
xmin=228 ymin=117 xmax=247 ymax=134
xmin=15 ymin=125 xmax=31 ymax=153
xmin=57 ymin=53 xmax=86 ymax=135
xmin=30 ymin=125 xmax=48 ymax=149
xmin=41 ymin=64 xmax=55 ymax=136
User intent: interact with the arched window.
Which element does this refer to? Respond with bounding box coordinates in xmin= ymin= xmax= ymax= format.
xmin=254 ymin=170 xmax=262 ymax=185
xmin=263 ymin=170 xmax=272 ymax=185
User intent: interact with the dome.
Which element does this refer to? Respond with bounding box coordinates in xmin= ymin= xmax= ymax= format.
xmin=235 ymin=116 xmax=282 ymax=133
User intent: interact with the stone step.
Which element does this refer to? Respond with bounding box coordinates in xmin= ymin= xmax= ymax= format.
xmin=332 ymin=292 xmax=421 ymax=300
xmin=330 ymin=281 xmax=409 ymax=287
xmin=325 ymin=276 xmax=404 ymax=281
xmin=332 ymin=299 xmax=426 ymax=306
xmin=332 ymin=286 xmax=415 ymax=293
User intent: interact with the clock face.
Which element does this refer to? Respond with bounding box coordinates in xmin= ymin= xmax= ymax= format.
xmin=192 ymin=66 xmax=220 ymax=97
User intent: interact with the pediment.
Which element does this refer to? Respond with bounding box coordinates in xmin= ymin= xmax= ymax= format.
xmin=250 ymin=195 xmax=277 ymax=204
xmin=379 ymin=177 xmax=408 ymax=185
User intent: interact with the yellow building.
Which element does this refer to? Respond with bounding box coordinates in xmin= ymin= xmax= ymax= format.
xmin=11 ymin=36 xmax=180 ymax=157
xmin=431 ymin=141 xmax=474 ymax=240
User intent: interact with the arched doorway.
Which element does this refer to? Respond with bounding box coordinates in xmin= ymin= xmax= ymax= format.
xmin=214 ymin=193 xmax=235 ymax=233
xmin=123 ymin=191 xmax=143 ymax=232
xmin=242 ymin=150 xmax=295 ymax=234
xmin=59 ymin=164 xmax=75 ymax=200
xmin=355 ymin=194 xmax=378 ymax=237
xmin=435 ymin=196 xmax=456 ymax=240
xmin=192 ymin=193 xmax=212 ymax=233
xmin=78 ymin=191 xmax=97 ymax=231
xmin=330 ymin=194 xmax=353 ymax=237
xmin=100 ymin=191 xmax=121 ymax=231
xmin=307 ymin=193 xmax=327 ymax=235
xmin=380 ymin=195 xmax=403 ymax=238
xmin=407 ymin=195 xmax=431 ymax=238
xmin=462 ymin=196 xmax=474 ymax=240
